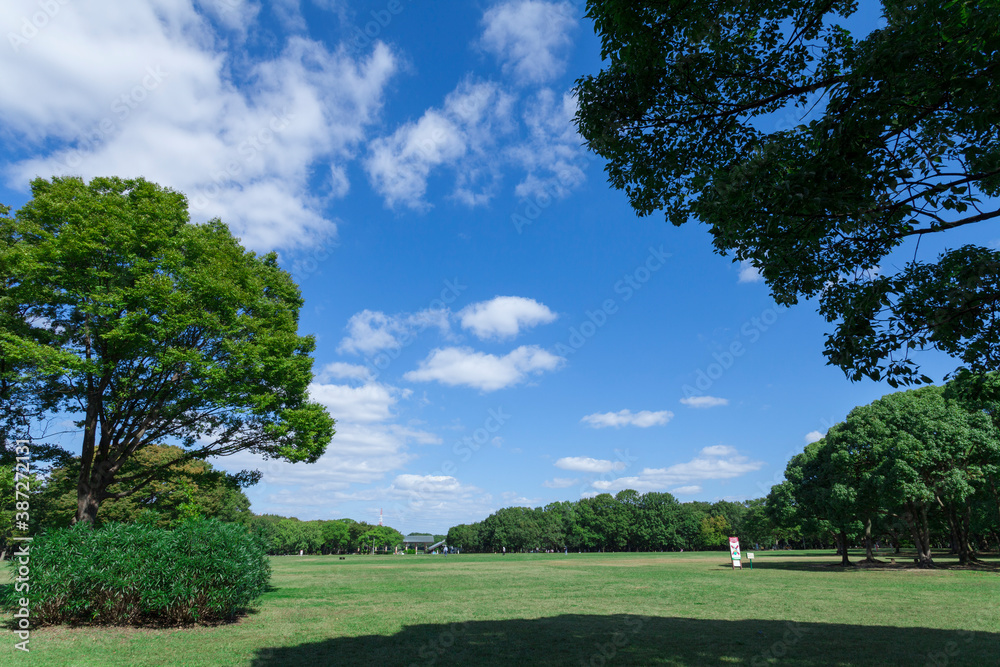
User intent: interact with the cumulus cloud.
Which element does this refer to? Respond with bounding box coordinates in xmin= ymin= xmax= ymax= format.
xmin=1 ymin=1 xmax=399 ymax=252
xmin=316 ymin=362 xmax=373 ymax=383
xmin=554 ymin=457 xmax=626 ymax=474
xmin=385 ymin=474 xmax=495 ymax=529
xmin=308 ymin=381 xmax=402 ymax=423
xmin=580 ymin=410 xmax=674 ymax=429
xmin=459 ymin=296 xmax=557 ymax=340
xmin=480 ymin=0 xmax=577 ymax=85
xmin=738 ymin=260 xmax=763 ymax=283
xmin=508 ymin=88 xmax=587 ymax=200
xmin=404 ymin=345 xmax=564 ymax=391
xmin=543 ymin=477 xmax=578 ymax=488
xmin=670 ymin=485 xmax=702 ymax=495
xmin=365 ymin=78 xmax=514 ymax=210
xmin=589 ymin=446 xmax=764 ymax=493
xmin=805 ymin=431 xmax=825 ymax=444
xmin=338 ymin=308 xmax=451 ymax=356
xmin=680 ymin=396 xmax=729 ymax=409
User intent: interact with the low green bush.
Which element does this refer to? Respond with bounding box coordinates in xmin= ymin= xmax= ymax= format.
xmin=16 ymin=519 xmax=269 ymax=625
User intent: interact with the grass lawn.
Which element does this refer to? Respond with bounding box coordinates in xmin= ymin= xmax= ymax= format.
xmin=2 ymin=549 xmax=998 ymax=666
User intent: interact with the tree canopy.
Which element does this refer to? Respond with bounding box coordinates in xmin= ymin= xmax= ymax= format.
xmin=575 ymin=0 xmax=1000 ymax=385
xmin=0 ymin=176 xmax=334 ymax=523
xmin=777 ymin=383 xmax=1000 ymax=565
xmin=35 ymin=444 xmax=254 ymax=529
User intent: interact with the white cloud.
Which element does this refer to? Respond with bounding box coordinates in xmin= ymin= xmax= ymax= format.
xmin=308 ymin=381 xmax=401 ymax=423
xmin=459 ymin=296 xmax=557 ymax=340
xmin=365 ymin=78 xmax=514 ymax=210
xmin=214 ymin=420 xmax=436 ymax=501
xmin=580 ymin=410 xmax=674 ymax=429
xmin=480 ymin=1 xmax=577 ymax=86
xmin=680 ymin=396 xmax=729 ymax=409
xmin=671 ymin=485 xmax=702 ymax=495
xmin=738 ymin=260 xmax=763 ymax=283
xmin=509 ymin=88 xmax=587 ymax=200
xmin=555 ymin=457 xmax=626 ymax=474
xmin=1 ymin=1 xmax=399 ymax=252
xmin=194 ymin=0 xmax=259 ymax=34
xmin=543 ymin=477 xmax=578 ymax=489
xmin=805 ymin=431 xmax=825 ymax=444
xmin=589 ymin=446 xmax=764 ymax=493
xmin=701 ymin=445 xmax=737 ymax=457
xmin=385 ymin=474 xmax=495 ymax=529
xmin=338 ymin=308 xmax=450 ymax=356
xmin=316 ymin=362 xmax=373 ymax=383
xmin=404 ymin=345 xmax=564 ymax=391
xmin=390 ymin=474 xmax=465 ymax=496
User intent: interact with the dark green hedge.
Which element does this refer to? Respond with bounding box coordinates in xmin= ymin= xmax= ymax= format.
xmin=16 ymin=519 xmax=270 ymax=625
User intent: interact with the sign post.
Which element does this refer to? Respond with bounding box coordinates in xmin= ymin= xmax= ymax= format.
xmin=747 ymin=552 xmax=754 ymax=570
xmin=729 ymin=536 xmax=742 ymax=570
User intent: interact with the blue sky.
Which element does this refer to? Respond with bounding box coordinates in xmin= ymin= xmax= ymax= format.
xmin=2 ymin=0 xmax=996 ymax=534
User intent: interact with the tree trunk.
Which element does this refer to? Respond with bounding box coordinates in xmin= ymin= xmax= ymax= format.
xmin=839 ymin=529 xmax=851 ymax=566
xmin=76 ymin=358 xmax=103 ymax=524
xmin=76 ymin=458 xmax=112 ymax=525
xmin=908 ymin=502 xmax=934 ymax=567
xmin=863 ymin=518 xmax=876 ymax=562
xmin=959 ymin=503 xmax=978 ymax=564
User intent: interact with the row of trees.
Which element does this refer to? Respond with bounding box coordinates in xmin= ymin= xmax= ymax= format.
xmin=0 ymin=443 xmax=411 ymax=557
xmin=447 ymin=494 xmax=777 ymax=554
xmin=448 ymin=381 xmax=1000 ymax=566
xmin=244 ymin=515 xmax=406 ymax=556
xmin=768 ymin=376 xmax=1000 ymax=567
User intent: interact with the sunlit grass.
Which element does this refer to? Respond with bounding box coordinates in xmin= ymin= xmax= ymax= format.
xmin=2 ymin=549 xmax=998 ymax=665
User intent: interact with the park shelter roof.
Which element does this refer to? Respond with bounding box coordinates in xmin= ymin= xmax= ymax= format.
xmin=403 ymin=535 xmax=435 ymax=543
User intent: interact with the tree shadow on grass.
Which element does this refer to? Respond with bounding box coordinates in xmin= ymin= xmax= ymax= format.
xmin=251 ymin=615 xmax=995 ymax=666
xmin=722 ymin=554 xmax=1000 ymax=573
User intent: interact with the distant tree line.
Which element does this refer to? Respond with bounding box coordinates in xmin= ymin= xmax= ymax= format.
xmin=0 ymin=443 xmax=408 ymax=557
xmin=449 ymin=380 xmax=1000 ymax=566
xmin=244 ymin=516 xmax=405 ymax=556
xmin=447 ymin=494 xmax=778 ymax=554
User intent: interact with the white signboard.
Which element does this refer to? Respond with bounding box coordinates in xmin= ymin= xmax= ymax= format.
xmin=729 ymin=537 xmax=741 ymax=569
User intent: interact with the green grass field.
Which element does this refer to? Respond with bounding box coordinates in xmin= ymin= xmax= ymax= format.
xmin=2 ymin=550 xmax=998 ymax=666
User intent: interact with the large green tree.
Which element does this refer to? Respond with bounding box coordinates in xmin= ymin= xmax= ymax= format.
xmin=35 ymin=444 xmax=254 ymax=529
xmin=576 ymin=0 xmax=1000 ymax=385
xmin=855 ymin=386 xmax=999 ymax=565
xmin=0 ymin=176 xmax=334 ymax=524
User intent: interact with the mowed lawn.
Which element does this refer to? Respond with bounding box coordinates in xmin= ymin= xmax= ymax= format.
xmin=2 ymin=550 xmax=998 ymax=666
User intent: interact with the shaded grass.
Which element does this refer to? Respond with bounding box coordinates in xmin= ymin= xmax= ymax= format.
xmin=1 ymin=549 xmax=997 ymax=666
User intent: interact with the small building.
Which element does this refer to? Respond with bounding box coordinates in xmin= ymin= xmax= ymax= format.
xmin=402 ymin=534 xmax=435 ymax=553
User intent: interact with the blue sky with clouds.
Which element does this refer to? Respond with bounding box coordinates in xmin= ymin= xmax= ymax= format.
xmin=3 ymin=0 xmax=995 ymax=534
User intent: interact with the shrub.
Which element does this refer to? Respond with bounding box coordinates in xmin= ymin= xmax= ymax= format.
xmin=16 ymin=519 xmax=270 ymax=625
